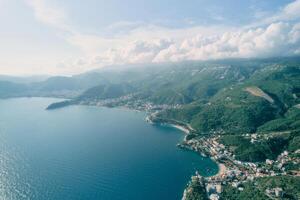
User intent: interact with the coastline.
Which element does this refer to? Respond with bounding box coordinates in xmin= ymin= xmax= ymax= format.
xmin=147 ymin=114 xmax=220 ymax=172
xmin=169 ymin=124 xmax=190 ymax=134
xmin=48 ymin=103 xmax=221 ymax=197
xmin=145 ymin=115 xmax=225 ymax=199
xmin=145 ymin=114 xmax=194 ymax=135
xmin=214 ymin=163 xmax=227 ymax=177
xmin=48 ymin=101 xmax=221 ymax=197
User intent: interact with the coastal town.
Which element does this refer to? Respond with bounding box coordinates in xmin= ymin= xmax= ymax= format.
xmin=179 ymin=133 xmax=300 ymax=200
xmin=76 ymin=93 xmax=182 ymax=112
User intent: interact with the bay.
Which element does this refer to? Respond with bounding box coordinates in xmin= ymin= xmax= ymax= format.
xmin=0 ymin=98 xmax=218 ymax=200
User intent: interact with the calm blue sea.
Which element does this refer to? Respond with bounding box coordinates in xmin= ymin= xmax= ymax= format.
xmin=0 ymin=98 xmax=218 ymax=200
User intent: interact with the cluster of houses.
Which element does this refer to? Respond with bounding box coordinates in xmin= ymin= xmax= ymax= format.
xmin=265 ymin=150 xmax=300 ymax=176
xmin=178 ymin=136 xmax=230 ymax=158
xmin=78 ymin=93 xmax=182 ymax=112
xmin=180 ymin=135 xmax=299 ymax=200
xmin=265 ymin=187 xmax=284 ymax=199
xmin=205 ymin=181 xmax=222 ymax=200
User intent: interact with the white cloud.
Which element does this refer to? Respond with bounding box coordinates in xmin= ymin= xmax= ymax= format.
xmin=24 ymin=0 xmax=300 ymax=74
xmin=67 ymin=24 xmax=228 ymax=54
xmin=251 ymin=0 xmax=300 ymax=27
xmin=282 ymin=0 xmax=300 ymax=20
xmin=86 ymin=22 xmax=300 ymax=66
xmin=25 ymin=0 xmax=71 ymax=32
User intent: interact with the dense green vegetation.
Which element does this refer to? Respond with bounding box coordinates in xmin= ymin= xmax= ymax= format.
xmin=221 ymin=176 xmax=300 ymax=200
xmin=219 ymin=135 xmax=289 ymax=162
xmin=258 ymin=107 xmax=300 ymax=132
xmin=219 ymin=130 xmax=300 ymax=163
xmin=158 ymin=64 xmax=300 ymax=134
xmin=184 ymin=177 xmax=208 ymax=200
xmin=235 ymin=137 xmax=288 ymax=162
xmin=288 ymin=130 xmax=300 ymax=151
xmin=78 ymin=83 xmax=136 ymax=100
xmin=221 ymin=182 xmax=268 ymax=200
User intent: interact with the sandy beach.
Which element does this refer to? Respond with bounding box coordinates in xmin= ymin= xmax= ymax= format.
xmin=215 ymin=163 xmax=227 ymax=177
xmin=170 ymin=124 xmax=190 ymax=134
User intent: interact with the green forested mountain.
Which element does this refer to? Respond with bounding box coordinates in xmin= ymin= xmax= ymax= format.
xmin=77 ymin=83 xmax=136 ymax=101
xmin=157 ymin=63 xmax=300 ymax=134
xmin=71 ymin=60 xmax=264 ymax=104
xmin=1 ymin=57 xmax=300 ymax=135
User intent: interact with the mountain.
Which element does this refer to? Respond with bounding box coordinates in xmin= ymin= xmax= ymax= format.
xmin=2 ymin=57 xmax=300 ymax=135
xmin=158 ymin=64 xmax=300 ymax=134
xmin=0 ymin=71 xmax=113 ymax=98
xmin=0 ymin=80 xmax=29 ymax=98
xmin=67 ymin=58 xmax=300 ymax=136
xmin=0 ymin=75 xmax=49 ymax=84
xmin=68 ymin=59 xmax=264 ymax=104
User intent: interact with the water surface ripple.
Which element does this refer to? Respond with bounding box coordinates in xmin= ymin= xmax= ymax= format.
xmin=0 ymin=98 xmax=218 ymax=200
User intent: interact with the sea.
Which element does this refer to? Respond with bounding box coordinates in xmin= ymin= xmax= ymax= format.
xmin=0 ymin=98 xmax=218 ymax=200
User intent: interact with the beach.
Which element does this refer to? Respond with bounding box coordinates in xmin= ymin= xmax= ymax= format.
xmin=215 ymin=163 xmax=227 ymax=177
xmin=170 ymin=124 xmax=190 ymax=134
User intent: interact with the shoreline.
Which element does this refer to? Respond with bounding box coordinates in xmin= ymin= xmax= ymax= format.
xmin=47 ymin=101 xmax=222 ymax=197
xmin=145 ymin=115 xmax=193 ymax=135
xmin=168 ymin=124 xmax=190 ymax=134
xmin=45 ymin=99 xmax=222 ymax=199
xmin=147 ymin=115 xmax=221 ymax=174
xmin=214 ymin=163 xmax=227 ymax=177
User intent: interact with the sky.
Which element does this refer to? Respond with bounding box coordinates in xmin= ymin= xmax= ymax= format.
xmin=0 ymin=0 xmax=300 ymax=75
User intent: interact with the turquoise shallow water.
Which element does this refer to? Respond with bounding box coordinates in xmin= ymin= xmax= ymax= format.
xmin=0 ymin=98 xmax=218 ymax=200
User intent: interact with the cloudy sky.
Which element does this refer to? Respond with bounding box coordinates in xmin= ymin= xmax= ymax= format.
xmin=0 ymin=0 xmax=300 ymax=75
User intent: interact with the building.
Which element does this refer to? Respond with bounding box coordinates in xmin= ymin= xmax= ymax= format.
xmin=209 ymin=194 xmax=220 ymax=200
xmin=274 ymin=187 xmax=283 ymax=198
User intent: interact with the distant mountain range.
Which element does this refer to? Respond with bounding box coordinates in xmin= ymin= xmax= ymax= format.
xmin=1 ymin=57 xmax=300 ymax=135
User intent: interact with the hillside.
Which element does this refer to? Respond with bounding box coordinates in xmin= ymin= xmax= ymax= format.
xmin=2 ymin=57 xmax=300 ymax=135
xmin=42 ymin=58 xmax=300 ymax=136
xmin=157 ymin=64 xmax=300 ymax=134
xmin=0 ymin=80 xmax=29 ymax=98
